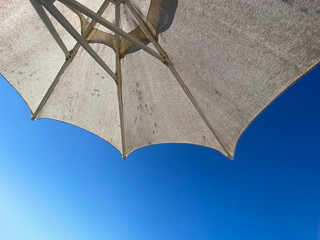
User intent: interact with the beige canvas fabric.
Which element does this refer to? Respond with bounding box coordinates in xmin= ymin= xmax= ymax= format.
xmin=0 ymin=0 xmax=319 ymax=159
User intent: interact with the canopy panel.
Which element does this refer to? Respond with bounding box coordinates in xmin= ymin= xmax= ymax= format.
xmin=37 ymin=44 xmax=122 ymax=152
xmin=121 ymin=45 xmax=226 ymax=157
xmin=158 ymin=0 xmax=320 ymax=154
xmin=0 ymin=1 xmax=70 ymax=112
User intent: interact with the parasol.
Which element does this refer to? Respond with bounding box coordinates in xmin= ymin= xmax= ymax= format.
xmin=0 ymin=0 xmax=319 ymax=159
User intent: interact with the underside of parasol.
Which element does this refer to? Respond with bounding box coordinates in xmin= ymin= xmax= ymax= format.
xmin=0 ymin=0 xmax=319 ymax=159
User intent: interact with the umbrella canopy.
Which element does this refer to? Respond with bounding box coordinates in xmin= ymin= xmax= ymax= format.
xmin=0 ymin=0 xmax=319 ymax=159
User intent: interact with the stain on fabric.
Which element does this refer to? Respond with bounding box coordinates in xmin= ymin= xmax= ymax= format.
xmin=281 ymin=0 xmax=294 ymax=5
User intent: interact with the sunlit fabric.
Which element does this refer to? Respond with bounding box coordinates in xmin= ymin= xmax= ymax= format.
xmin=0 ymin=0 xmax=319 ymax=159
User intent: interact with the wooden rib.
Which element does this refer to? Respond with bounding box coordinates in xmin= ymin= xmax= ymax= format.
xmin=115 ymin=2 xmax=127 ymax=159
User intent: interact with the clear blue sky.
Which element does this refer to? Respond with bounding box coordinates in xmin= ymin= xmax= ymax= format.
xmin=0 ymin=65 xmax=319 ymax=240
